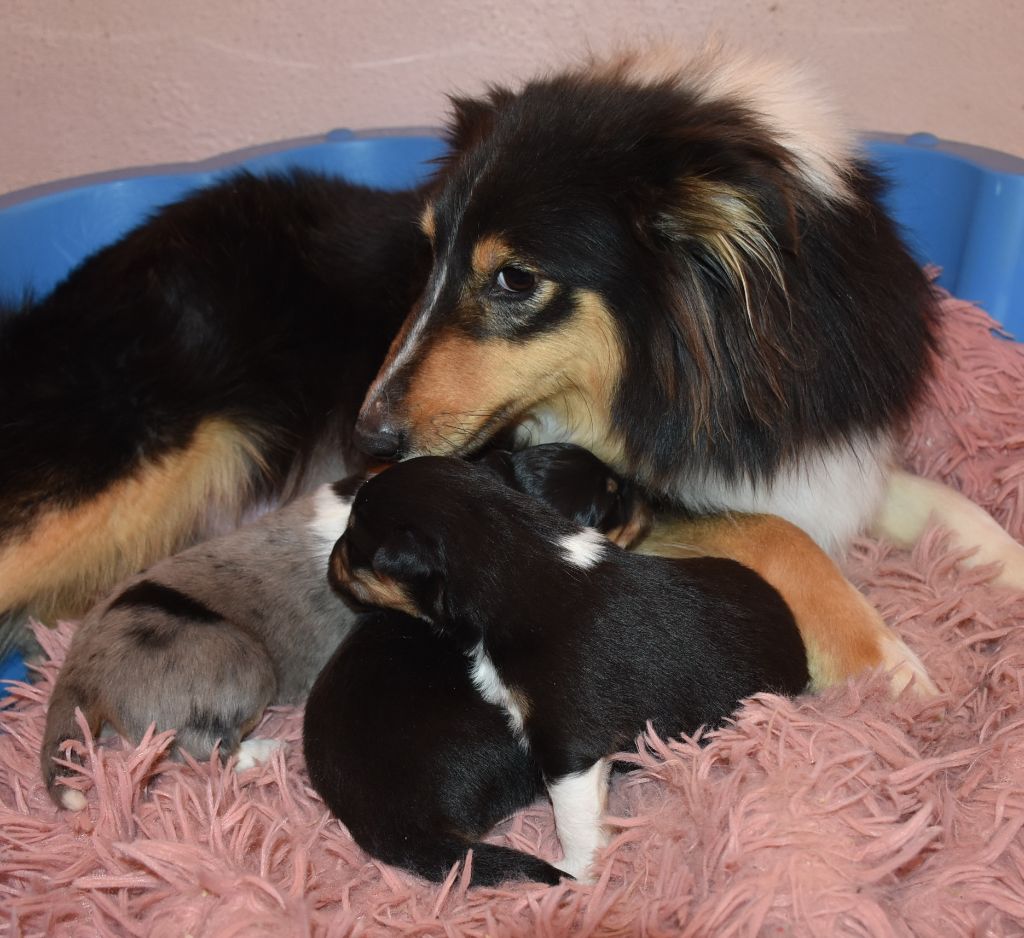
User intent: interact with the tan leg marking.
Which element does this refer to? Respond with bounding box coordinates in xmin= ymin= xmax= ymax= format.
xmin=637 ymin=512 xmax=937 ymax=696
xmin=0 ymin=418 xmax=264 ymax=622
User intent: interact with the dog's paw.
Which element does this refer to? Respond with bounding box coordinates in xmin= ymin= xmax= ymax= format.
xmin=879 ymin=633 xmax=939 ymax=698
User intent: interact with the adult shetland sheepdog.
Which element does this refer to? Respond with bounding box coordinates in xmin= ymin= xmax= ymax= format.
xmin=355 ymin=44 xmax=1024 ymax=577
xmin=356 ymin=46 xmax=936 ymax=553
xmin=1 ymin=45 xmax=1021 ymax=656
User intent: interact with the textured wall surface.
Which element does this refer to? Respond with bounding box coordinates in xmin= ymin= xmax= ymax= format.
xmin=3 ymin=0 xmax=1023 ymax=193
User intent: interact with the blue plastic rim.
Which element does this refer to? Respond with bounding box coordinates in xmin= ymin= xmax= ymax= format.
xmin=0 ymin=128 xmax=1021 ymax=680
xmin=0 ymin=128 xmax=1022 ymax=331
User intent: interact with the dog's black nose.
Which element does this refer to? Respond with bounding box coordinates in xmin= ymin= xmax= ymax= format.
xmin=354 ymin=400 xmax=405 ymax=459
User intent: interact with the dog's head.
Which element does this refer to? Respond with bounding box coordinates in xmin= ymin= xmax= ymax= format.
xmin=354 ymin=47 xmax=862 ymax=490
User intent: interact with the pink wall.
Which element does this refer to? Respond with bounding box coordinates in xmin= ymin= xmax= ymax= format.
xmin=3 ymin=0 xmax=1023 ymax=193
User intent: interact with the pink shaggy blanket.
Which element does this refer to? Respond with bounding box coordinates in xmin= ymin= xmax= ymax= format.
xmin=3 ymin=291 xmax=1024 ymax=937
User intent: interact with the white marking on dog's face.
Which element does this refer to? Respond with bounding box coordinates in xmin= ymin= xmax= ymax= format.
xmin=548 ymin=759 xmax=611 ymax=883
xmin=558 ymin=528 xmax=607 ymax=569
xmin=371 ymin=259 xmax=451 ymax=398
xmin=469 ymin=642 xmax=527 ymax=743
xmin=307 ymin=485 xmax=354 ymax=564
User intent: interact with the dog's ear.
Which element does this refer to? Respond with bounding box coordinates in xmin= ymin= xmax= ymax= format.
xmin=444 ymin=86 xmax=515 ymax=154
xmin=625 ymin=147 xmax=806 ymax=436
xmin=371 ymin=526 xmax=446 ymax=622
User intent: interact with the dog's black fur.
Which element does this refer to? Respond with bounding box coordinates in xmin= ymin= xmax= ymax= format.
xmin=327 ymin=454 xmax=809 ymax=880
xmin=304 ymin=443 xmax=643 ymax=887
xmin=0 ymin=170 xmax=430 ymax=649
xmin=1 ymin=171 xmax=428 ymax=532
xmin=303 ymin=611 xmax=556 ymax=887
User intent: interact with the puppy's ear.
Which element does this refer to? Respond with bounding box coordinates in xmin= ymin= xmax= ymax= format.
xmin=371 ymin=527 xmax=447 ymax=622
xmin=444 ymin=87 xmax=515 ymax=154
xmin=474 ymin=449 xmax=517 ymax=487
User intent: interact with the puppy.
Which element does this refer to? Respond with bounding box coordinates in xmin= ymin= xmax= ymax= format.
xmin=328 ymin=455 xmax=810 ymax=881
xmin=40 ymin=478 xmax=360 ymax=809
xmin=303 ymin=612 xmax=556 ymax=887
xmin=303 ymin=444 xmax=643 ymax=887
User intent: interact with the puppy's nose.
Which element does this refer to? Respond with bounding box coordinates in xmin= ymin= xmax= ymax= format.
xmin=354 ymin=398 xmax=405 ymax=459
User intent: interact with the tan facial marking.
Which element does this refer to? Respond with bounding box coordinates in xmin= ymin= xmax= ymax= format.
xmin=401 ymin=288 xmax=626 ymax=464
xmin=352 ymin=571 xmax=422 ymax=618
xmin=471 ymin=234 xmax=513 ymax=278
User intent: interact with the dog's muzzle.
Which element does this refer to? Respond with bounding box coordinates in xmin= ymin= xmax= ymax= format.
xmin=354 ymin=396 xmax=406 ymax=460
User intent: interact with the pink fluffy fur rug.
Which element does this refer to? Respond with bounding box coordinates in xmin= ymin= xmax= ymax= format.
xmin=3 ymin=291 xmax=1024 ymax=937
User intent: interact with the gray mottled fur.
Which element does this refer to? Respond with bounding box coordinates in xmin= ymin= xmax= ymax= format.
xmin=41 ymin=484 xmax=355 ymax=805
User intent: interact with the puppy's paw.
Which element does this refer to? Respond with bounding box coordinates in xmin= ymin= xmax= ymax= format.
xmin=58 ymin=787 xmax=88 ymax=811
xmin=233 ymin=737 xmax=283 ymax=773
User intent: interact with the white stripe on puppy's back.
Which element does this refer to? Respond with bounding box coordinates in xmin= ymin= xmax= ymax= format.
xmin=307 ymin=484 xmax=354 ymax=564
xmin=469 ymin=643 xmax=526 ymax=741
xmin=558 ymin=528 xmax=606 ymax=569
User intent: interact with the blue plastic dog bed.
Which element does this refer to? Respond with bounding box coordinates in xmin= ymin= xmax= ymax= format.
xmin=1 ymin=128 xmax=1022 ymax=684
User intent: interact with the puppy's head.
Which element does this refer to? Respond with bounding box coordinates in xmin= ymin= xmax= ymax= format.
xmin=327 ymin=457 xmax=480 ymax=638
xmin=476 ymin=443 xmax=651 ymax=548
xmin=327 ymin=455 xmax=581 ymax=642
xmin=354 ymin=47 xmax=850 ymax=489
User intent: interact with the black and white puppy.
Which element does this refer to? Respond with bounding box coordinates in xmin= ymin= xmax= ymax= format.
xmin=304 ymin=443 xmax=644 ymax=887
xmin=328 ymin=455 xmax=809 ymax=881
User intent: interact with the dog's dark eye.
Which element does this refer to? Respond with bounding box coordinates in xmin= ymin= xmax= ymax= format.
xmin=495 ymin=266 xmax=537 ymax=295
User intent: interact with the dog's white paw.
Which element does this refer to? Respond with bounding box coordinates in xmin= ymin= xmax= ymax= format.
xmin=233 ymin=737 xmax=283 ymax=773
xmin=879 ymin=634 xmax=939 ymax=698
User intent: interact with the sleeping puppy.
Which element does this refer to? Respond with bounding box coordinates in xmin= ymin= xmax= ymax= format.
xmin=304 ymin=444 xmax=644 ymax=887
xmin=303 ymin=612 xmax=557 ymax=887
xmin=327 ymin=455 xmax=810 ymax=881
xmin=40 ymin=478 xmax=361 ymax=809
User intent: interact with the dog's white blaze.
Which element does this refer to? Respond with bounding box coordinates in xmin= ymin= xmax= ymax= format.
xmin=679 ymin=431 xmax=893 ymax=559
xmin=307 ymin=485 xmax=353 ymax=564
xmin=368 ymin=259 xmax=451 ymax=397
xmin=469 ymin=642 xmax=526 ymax=740
xmin=558 ymin=528 xmax=607 ymax=569
xmin=549 ymin=759 xmax=611 ymax=883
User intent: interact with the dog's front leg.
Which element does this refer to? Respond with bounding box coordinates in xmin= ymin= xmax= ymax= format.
xmin=547 ymin=758 xmax=611 ymax=883
xmin=873 ymin=470 xmax=1024 ymax=590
